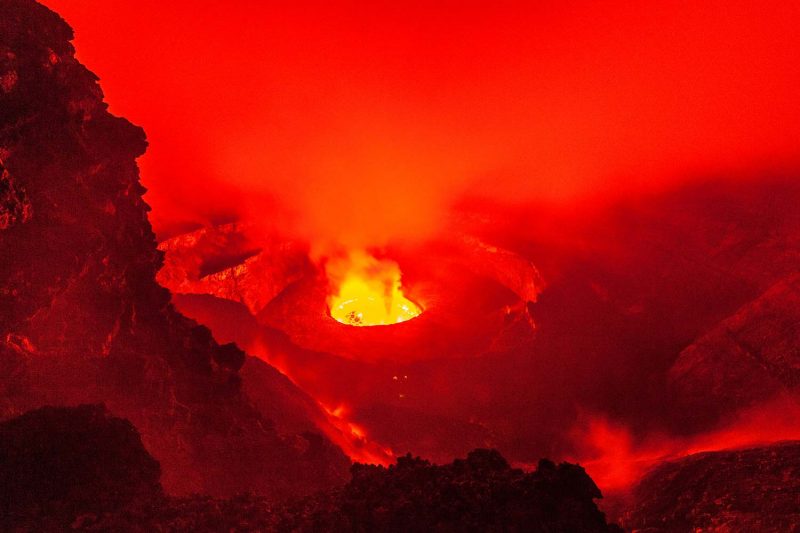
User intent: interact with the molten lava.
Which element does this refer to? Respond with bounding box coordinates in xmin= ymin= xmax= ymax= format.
xmin=327 ymin=250 xmax=421 ymax=327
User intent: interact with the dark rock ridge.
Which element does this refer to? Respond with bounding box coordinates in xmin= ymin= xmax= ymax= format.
xmin=623 ymin=441 xmax=800 ymax=532
xmin=276 ymin=449 xmax=621 ymax=532
xmin=0 ymin=0 xmax=348 ymax=497
xmin=0 ymin=408 xmax=616 ymax=533
xmin=0 ymin=404 xmax=161 ymax=530
xmin=0 ymin=406 xmax=620 ymax=531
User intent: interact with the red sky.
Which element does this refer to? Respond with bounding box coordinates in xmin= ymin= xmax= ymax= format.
xmin=44 ymin=0 xmax=800 ymax=245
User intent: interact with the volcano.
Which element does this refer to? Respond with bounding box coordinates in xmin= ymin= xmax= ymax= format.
xmin=4 ymin=0 xmax=800 ymax=530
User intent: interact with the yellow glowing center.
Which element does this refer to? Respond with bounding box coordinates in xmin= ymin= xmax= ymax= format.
xmin=327 ymin=253 xmax=421 ymax=327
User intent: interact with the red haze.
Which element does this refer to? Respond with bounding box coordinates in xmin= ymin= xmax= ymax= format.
xmin=44 ymin=0 xmax=800 ymax=246
xmin=568 ymin=395 xmax=800 ymax=492
xmin=40 ymin=0 xmax=800 ymax=498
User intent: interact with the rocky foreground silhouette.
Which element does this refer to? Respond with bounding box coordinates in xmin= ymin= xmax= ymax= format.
xmin=0 ymin=404 xmax=621 ymax=532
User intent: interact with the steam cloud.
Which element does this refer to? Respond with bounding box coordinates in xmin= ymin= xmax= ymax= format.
xmin=42 ymin=0 xmax=800 ymax=497
xmin=46 ymin=0 xmax=800 ymax=245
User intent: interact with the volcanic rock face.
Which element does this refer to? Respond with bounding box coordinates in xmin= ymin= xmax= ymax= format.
xmin=0 ymin=404 xmax=161 ymax=530
xmin=0 ymin=159 xmax=32 ymax=229
xmin=157 ymin=223 xmax=313 ymax=317
xmin=623 ymin=441 xmax=800 ymax=532
xmin=670 ymin=274 xmax=800 ymax=429
xmin=0 ymin=0 xmax=348 ymax=497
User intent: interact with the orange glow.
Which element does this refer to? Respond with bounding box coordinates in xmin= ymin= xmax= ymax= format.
xmin=320 ymin=401 xmax=394 ymax=465
xmin=249 ymin=337 xmax=395 ymax=465
xmin=327 ymin=250 xmax=421 ymax=327
xmin=39 ymin=0 xmax=800 ymax=503
xmin=41 ymin=0 xmax=800 ymax=244
xmin=568 ymin=395 xmax=800 ymax=492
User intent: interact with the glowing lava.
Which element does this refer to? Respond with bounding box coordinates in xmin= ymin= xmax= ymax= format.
xmin=327 ymin=250 xmax=421 ymax=327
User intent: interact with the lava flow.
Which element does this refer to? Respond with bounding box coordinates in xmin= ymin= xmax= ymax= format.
xmin=326 ymin=250 xmax=421 ymax=327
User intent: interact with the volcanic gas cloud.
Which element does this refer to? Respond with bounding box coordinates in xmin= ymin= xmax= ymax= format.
xmin=25 ymin=0 xmax=800 ymax=527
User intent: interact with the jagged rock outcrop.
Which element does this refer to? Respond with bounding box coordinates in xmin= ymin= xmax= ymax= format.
xmin=0 ymin=407 xmax=620 ymax=532
xmin=41 ymin=446 xmax=619 ymax=532
xmin=276 ymin=449 xmax=621 ymax=532
xmin=0 ymin=0 xmax=348 ymax=497
xmin=623 ymin=441 xmax=800 ymax=532
xmin=0 ymin=404 xmax=161 ymax=530
xmin=157 ymin=223 xmax=312 ymax=316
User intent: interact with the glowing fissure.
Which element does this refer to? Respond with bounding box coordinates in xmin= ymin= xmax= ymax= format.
xmin=320 ymin=402 xmax=394 ymax=466
xmin=245 ymin=338 xmax=392 ymax=466
xmin=327 ymin=250 xmax=421 ymax=326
